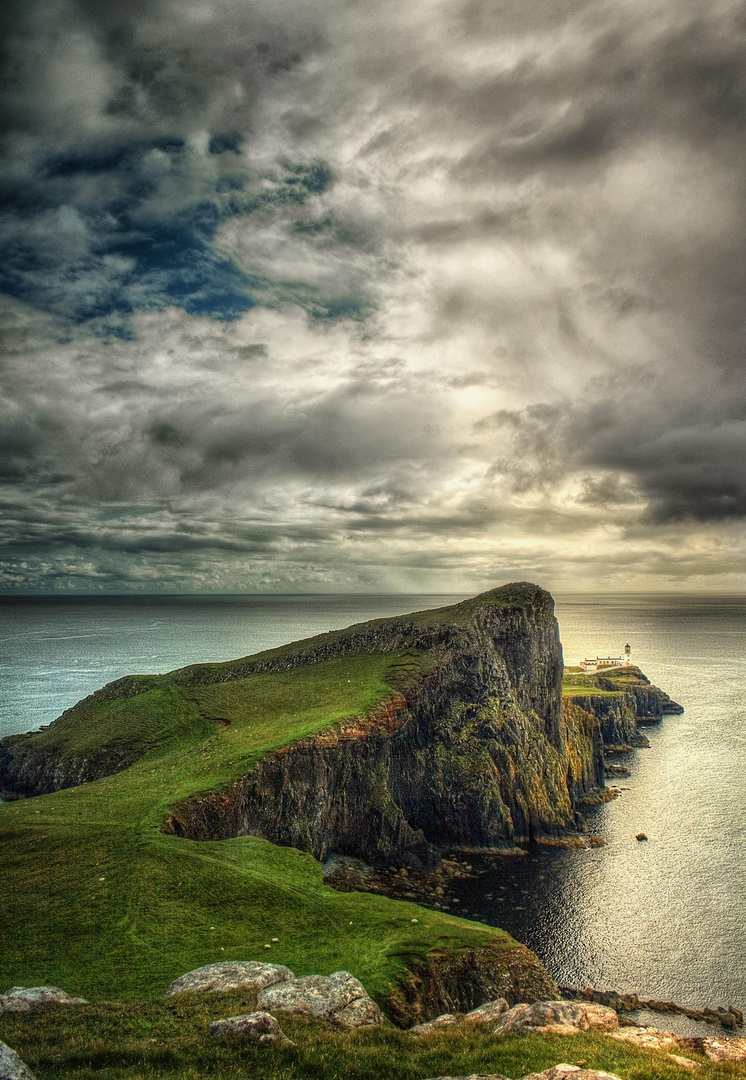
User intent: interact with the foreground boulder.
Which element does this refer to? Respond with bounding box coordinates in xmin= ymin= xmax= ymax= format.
xmin=467 ymin=998 xmax=510 ymax=1024
xmin=410 ymin=999 xmax=510 ymax=1036
xmin=0 ymin=987 xmax=87 ymax=1014
xmin=423 ymin=1070 xmax=622 ymax=1080
xmin=409 ymin=1013 xmax=461 ymax=1036
xmin=611 ymin=1025 xmax=746 ymax=1063
xmin=609 ymin=1026 xmax=683 ymax=1052
xmin=521 ymin=1068 xmax=623 ymax=1080
xmin=422 ymin=1074 xmax=509 ymax=1080
xmin=257 ymin=970 xmax=383 ymax=1029
xmin=209 ymin=1011 xmax=294 ymax=1046
xmin=0 ymin=1041 xmax=36 ymax=1080
xmin=165 ymin=961 xmax=293 ymax=997
xmin=680 ymin=1035 xmax=746 ymax=1063
xmin=493 ymin=1001 xmax=619 ymax=1036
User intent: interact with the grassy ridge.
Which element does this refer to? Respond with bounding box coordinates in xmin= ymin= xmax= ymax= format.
xmin=0 ymin=652 xmax=509 ymax=1004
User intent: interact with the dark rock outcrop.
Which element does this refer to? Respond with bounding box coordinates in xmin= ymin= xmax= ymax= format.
xmin=0 ymin=738 xmax=141 ymax=799
xmin=562 ymin=694 xmax=638 ymax=747
xmin=386 ymin=943 xmax=560 ymax=1026
xmin=562 ymin=666 xmax=683 ymax=755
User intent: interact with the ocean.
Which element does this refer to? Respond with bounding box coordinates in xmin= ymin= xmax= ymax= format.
xmin=1 ymin=591 xmax=744 ymax=1021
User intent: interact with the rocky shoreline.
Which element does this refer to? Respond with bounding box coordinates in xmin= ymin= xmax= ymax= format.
xmin=2 ymin=972 xmax=745 ymax=1080
xmin=559 ymin=986 xmax=744 ymax=1033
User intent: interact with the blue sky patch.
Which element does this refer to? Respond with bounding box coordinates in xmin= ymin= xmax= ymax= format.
xmin=0 ymin=139 xmax=365 ymax=333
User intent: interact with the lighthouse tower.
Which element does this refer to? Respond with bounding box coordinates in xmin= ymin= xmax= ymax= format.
xmin=624 ymin=643 xmax=632 ymax=666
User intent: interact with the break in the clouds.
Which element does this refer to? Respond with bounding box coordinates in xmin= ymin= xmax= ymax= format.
xmin=1 ymin=0 xmax=746 ymax=593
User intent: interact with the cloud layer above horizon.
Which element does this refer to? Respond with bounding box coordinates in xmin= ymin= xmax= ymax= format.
xmin=1 ymin=0 xmax=746 ymax=593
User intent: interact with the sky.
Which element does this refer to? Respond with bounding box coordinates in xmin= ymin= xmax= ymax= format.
xmin=1 ymin=0 xmax=745 ymax=594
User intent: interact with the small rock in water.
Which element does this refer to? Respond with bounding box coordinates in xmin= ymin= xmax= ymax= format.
xmin=635 ymin=832 xmax=648 ymax=841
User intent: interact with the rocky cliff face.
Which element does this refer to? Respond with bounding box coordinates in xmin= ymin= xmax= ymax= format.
xmin=562 ymin=694 xmax=638 ymax=747
xmin=1 ymin=583 xmax=609 ymax=865
xmin=0 ymin=736 xmax=137 ymax=799
xmin=561 ymin=667 xmax=683 ymax=754
xmin=162 ymin=584 xmax=605 ymax=865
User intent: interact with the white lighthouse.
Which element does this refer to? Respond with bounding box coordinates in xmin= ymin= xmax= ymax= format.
xmin=624 ymin=643 xmax=632 ymax=665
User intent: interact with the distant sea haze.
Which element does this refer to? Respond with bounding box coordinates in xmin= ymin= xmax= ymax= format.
xmin=1 ymin=591 xmax=744 ymax=1021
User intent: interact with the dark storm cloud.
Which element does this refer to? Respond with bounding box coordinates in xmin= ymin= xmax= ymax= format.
xmin=0 ymin=0 xmax=368 ymax=331
xmin=3 ymin=0 xmax=746 ymax=591
xmin=486 ymin=391 xmax=746 ymax=523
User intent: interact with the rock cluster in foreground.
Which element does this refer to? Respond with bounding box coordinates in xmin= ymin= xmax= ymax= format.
xmin=3 ymin=975 xmax=746 ymax=1080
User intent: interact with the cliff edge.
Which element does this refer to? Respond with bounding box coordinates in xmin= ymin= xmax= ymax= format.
xmin=0 ymin=583 xmax=605 ymax=868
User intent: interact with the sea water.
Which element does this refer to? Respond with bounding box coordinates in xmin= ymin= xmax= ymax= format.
xmin=1 ymin=592 xmax=744 ymax=1019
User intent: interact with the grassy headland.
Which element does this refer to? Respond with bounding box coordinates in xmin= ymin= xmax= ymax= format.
xmin=0 ymin=650 xmax=510 ymax=1004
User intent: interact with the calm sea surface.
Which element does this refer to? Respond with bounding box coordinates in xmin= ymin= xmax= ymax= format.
xmin=1 ymin=592 xmax=744 ymax=1020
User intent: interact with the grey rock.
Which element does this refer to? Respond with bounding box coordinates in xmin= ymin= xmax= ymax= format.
xmin=209 ymin=1010 xmax=294 ymax=1045
xmin=678 ymin=1036 xmax=746 ymax=1063
xmin=0 ymin=1041 xmax=36 ymax=1080
xmin=257 ymin=970 xmax=383 ymax=1029
xmin=521 ymin=1068 xmax=622 ymax=1080
xmin=410 ymin=998 xmax=510 ymax=1036
xmin=466 ymin=998 xmax=509 ymax=1024
xmin=610 ymin=1026 xmax=684 ymax=1052
xmin=0 ymin=987 xmax=87 ymax=1014
xmin=421 ymin=1075 xmax=509 ymax=1080
xmin=409 ymin=1013 xmax=460 ymax=1036
xmin=493 ymin=1001 xmax=619 ymax=1036
xmin=667 ymin=1055 xmax=701 ymax=1071
xmin=165 ymin=961 xmax=293 ymax=997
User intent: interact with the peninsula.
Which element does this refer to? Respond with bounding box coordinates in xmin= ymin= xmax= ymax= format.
xmin=2 ymin=582 xmax=717 ymax=1080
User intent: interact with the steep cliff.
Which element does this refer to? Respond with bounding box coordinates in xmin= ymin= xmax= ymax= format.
xmin=1 ymin=583 xmax=604 ymax=866
xmin=561 ymin=666 xmax=683 ymax=750
xmin=161 ymin=583 xmax=604 ymax=864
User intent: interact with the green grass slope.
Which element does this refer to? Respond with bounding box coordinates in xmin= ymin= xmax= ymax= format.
xmin=0 ymin=650 xmax=511 ymax=1006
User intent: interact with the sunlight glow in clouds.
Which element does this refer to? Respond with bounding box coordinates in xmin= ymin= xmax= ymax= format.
xmin=1 ymin=0 xmax=745 ymax=592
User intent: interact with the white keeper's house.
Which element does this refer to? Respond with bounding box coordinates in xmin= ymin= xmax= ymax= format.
xmin=579 ymin=643 xmax=632 ymax=673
